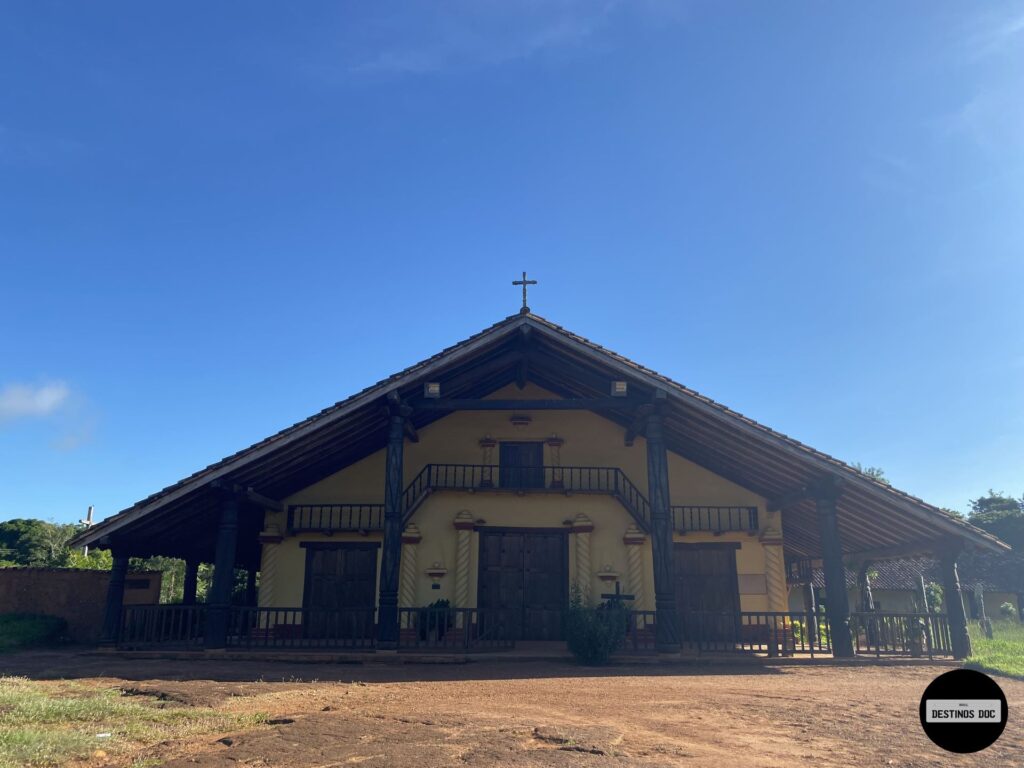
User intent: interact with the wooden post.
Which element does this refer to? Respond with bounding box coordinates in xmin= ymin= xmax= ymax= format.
xmin=857 ymin=561 xmax=875 ymax=612
xmin=101 ymin=550 xmax=129 ymax=644
xmin=813 ymin=477 xmax=854 ymax=657
xmin=206 ymin=495 xmax=239 ymax=649
xmin=940 ymin=546 xmax=973 ymax=660
xmin=645 ymin=398 xmax=679 ymax=652
xmin=803 ymin=583 xmax=820 ymax=647
xmin=378 ymin=395 xmax=409 ymax=649
xmin=182 ymin=559 xmax=200 ymax=605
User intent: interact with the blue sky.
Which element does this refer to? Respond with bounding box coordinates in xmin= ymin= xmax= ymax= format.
xmin=1 ymin=1 xmax=1022 ymax=525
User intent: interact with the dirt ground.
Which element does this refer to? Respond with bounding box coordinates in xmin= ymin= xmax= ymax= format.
xmin=3 ymin=651 xmax=1022 ymax=767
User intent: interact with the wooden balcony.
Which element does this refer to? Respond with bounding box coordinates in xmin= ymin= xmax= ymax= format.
xmin=285 ymin=467 xmax=759 ymax=537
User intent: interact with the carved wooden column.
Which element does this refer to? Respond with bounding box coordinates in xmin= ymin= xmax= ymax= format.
xmin=206 ymin=493 xmax=240 ymax=649
xmin=940 ymin=545 xmax=973 ymax=660
xmin=803 ymin=583 xmax=820 ymax=646
xmin=572 ymin=513 xmax=593 ymax=600
xmin=813 ymin=477 xmax=853 ymax=657
xmin=623 ymin=525 xmax=647 ymax=607
xmin=182 ymin=558 xmax=200 ymax=605
xmin=101 ymin=549 xmax=129 ymax=644
xmin=760 ymin=524 xmax=788 ymax=612
xmin=857 ymin=561 xmax=875 ymax=612
xmin=453 ymin=512 xmax=475 ymax=608
xmin=400 ymin=524 xmax=422 ymax=608
xmin=646 ymin=398 xmax=679 ymax=651
xmin=378 ymin=394 xmax=410 ymax=649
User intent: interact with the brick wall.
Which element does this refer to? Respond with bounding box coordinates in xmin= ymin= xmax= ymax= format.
xmin=0 ymin=568 xmax=162 ymax=643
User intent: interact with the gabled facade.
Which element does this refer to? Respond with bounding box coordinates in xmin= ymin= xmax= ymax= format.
xmin=75 ymin=312 xmax=1007 ymax=659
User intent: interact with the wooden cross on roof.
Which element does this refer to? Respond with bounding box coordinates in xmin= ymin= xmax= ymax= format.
xmin=512 ymin=271 xmax=537 ymax=314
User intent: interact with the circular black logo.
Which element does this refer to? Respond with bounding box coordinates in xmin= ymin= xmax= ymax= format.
xmin=919 ymin=669 xmax=1008 ymax=753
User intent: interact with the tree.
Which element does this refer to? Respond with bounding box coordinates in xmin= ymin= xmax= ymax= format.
xmin=0 ymin=518 xmax=54 ymax=565
xmin=850 ymin=462 xmax=891 ymax=486
xmin=967 ymin=491 xmax=1024 ymax=550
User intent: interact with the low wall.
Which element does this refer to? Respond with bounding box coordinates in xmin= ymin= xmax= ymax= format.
xmin=0 ymin=568 xmax=161 ymax=643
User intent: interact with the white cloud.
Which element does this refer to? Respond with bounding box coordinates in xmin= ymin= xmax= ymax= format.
xmin=318 ymin=0 xmax=686 ymax=77
xmin=0 ymin=382 xmax=71 ymax=422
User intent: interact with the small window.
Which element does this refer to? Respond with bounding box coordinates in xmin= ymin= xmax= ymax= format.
xmin=498 ymin=442 xmax=545 ymax=489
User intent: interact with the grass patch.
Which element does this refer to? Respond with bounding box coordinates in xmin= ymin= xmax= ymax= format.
xmin=0 ymin=614 xmax=68 ymax=652
xmin=966 ymin=621 xmax=1024 ymax=679
xmin=0 ymin=677 xmax=267 ymax=768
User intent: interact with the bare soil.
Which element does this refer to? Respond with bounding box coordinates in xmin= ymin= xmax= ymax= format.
xmin=3 ymin=650 xmax=1022 ymax=767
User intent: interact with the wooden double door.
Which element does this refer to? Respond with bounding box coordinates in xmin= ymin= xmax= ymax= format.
xmin=674 ymin=542 xmax=741 ymax=641
xmin=478 ymin=528 xmax=567 ymax=641
xmin=302 ymin=543 xmax=378 ymax=639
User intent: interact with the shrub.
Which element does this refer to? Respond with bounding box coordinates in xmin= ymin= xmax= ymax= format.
xmin=0 ymin=614 xmax=69 ymax=651
xmin=564 ymin=588 xmax=629 ymax=665
xmin=999 ymin=602 xmax=1018 ymax=621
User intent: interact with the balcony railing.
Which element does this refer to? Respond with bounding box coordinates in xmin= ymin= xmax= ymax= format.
xmin=671 ymin=506 xmax=758 ymax=534
xmin=288 ymin=504 xmax=384 ymax=533
xmin=401 ymin=464 xmax=651 ymax=530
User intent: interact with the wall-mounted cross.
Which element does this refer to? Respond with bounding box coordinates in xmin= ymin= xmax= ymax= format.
xmin=600 ymin=581 xmax=635 ymax=603
xmin=512 ymin=271 xmax=537 ymax=313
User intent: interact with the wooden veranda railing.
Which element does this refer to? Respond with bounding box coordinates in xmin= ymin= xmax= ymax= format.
xmin=849 ymin=612 xmax=953 ymax=659
xmin=118 ymin=604 xmax=207 ymax=649
xmin=397 ymin=607 xmax=517 ymax=651
xmin=225 ymin=606 xmax=376 ymax=650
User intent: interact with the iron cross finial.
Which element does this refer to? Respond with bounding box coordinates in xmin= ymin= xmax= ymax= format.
xmin=512 ymin=271 xmax=537 ymax=314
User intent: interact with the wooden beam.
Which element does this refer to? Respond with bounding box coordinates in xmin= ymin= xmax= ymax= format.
xmin=415 ymin=398 xmax=646 ymax=411
xmin=842 ymin=539 xmax=951 ymax=563
xmin=210 ymin=481 xmax=284 ymax=512
xmin=624 ymin=403 xmax=653 ymax=446
xmin=516 ymin=326 xmax=531 ymax=390
xmin=767 ymin=485 xmax=810 ymax=512
xmin=403 ymin=420 xmax=419 ymax=443
xmin=243 ymin=486 xmax=283 ymax=512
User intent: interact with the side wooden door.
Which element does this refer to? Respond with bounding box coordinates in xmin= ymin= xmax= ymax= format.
xmin=674 ymin=543 xmax=740 ymax=641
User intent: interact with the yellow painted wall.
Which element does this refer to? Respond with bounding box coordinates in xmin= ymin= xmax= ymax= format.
xmin=260 ymin=382 xmax=779 ymax=611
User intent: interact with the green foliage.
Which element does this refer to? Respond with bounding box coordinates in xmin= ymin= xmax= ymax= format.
xmin=999 ymin=602 xmax=1018 ymax=621
xmin=967 ymin=491 xmax=1024 ymax=550
xmin=968 ymin=621 xmax=1024 ymax=679
xmin=925 ymin=581 xmax=944 ymax=612
xmin=850 ymin=463 xmax=890 ymax=485
xmin=61 ymin=549 xmax=112 ymax=570
xmin=0 ymin=615 xmax=68 ymax=651
xmin=564 ymin=587 xmax=629 ymax=665
xmin=0 ymin=519 xmax=106 ymax=568
xmin=0 ymin=520 xmax=55 ymax=566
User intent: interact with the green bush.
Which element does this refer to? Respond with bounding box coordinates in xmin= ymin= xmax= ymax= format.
xmin=0 ymin=614 xmax=68 ymax=651
xmin=999 ymin=602 xmax=1018 ymax=621
xmin=564 ymin=588 xmax=629 ymax=665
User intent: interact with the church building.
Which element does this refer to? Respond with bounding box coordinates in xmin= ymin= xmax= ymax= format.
xmin=75 ymin=292 xmax=1006 ymax=660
